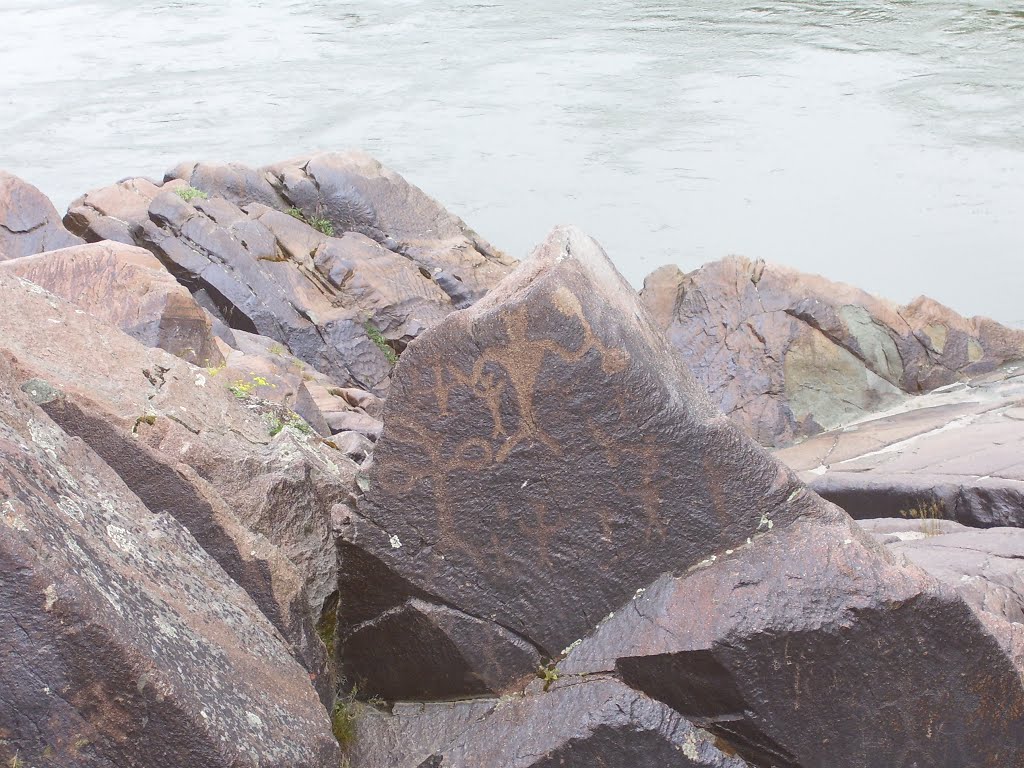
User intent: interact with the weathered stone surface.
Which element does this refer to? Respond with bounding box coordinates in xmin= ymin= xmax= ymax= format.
xmin=0 ymin=354 xmax=339 ymax=768
xmin=349 ymin=676 xmax=747 ymax=768
xmin=559 ymin=513 xmax=1024 ymax=767
xmin=64 ymin=153 xmax=516 ymax=395
xmin=0 ymin=271 xmax=358 ymax=695
xmin=341 ymin=226 xmax=828 ymax=694
xmin=0 ymin=170 xmax=83 ymax=259
xmin=776 ymin=367 xmax=1024 ymax=527
xmin=859 ymin=518 xmax=1024 ymax=624
xmin=641 ymin=257 xmax=1024 ymax=446
xmin=1 ymin=240 xmax=223 ymax=366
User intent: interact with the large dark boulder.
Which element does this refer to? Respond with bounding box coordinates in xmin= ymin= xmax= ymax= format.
xmin=0 ymin=270 xmax=358 ymax=696
xmin=0 ymin=170 xmax=83 ymax=259
xmin=0 ymin=353 xmax=339 ymax=768
xmin=641 ymin=257 xmax=1024 ymax=446
xmin=340 ymin=226 xmax=1024 ymax=766
xmin=63 ymin=153 xmax=516 ymax=395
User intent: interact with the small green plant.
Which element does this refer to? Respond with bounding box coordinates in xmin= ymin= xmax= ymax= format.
xmin=364 ymin=322 xmax=398 ymax=365
xmin=229 ymin=374 xmax=273 ymax=399
xmin=206 ymin=363 xmax=226 ymax=377
xmin=332 ymin=695 xmax=360 ymax=748
xmin=268 ymin=343 xmax=286 ymax=356
xmin=899 ymin=501 xmax=945 ymax=537
xmin=537 ymin=662 xmax=559 ymax=692
xmin=267 ymin=411 xmax=314 ymax=437
xmin=175 ymin=186 xmax=208 ymax=202
xmin=132 ymin=413 xmax=157 ymax=434
xmin=308 ymin=215 xmax=335 ymax=237
xmin=287 ymin=206 xmax=305 ymax=220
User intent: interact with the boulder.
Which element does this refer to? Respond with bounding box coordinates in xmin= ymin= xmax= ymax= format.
xmin=641 ymin=257 xmax=1024 ymax=446
xmin=63 ymin=153 xmax=516 ymax=395
xmin=341 ymin=227 xmax=1024 ymax=766
xmin=776 ymin=367 xmax=1024 ymax=527
xmin=859 ymin=518 xmax=1024 ymax=624
xmin=349 ymin=676 xmax=748 ymax=768
xmin=0 ymin=271 xmax=358 ymax=696
xmin=0 ymin=353 xmax=339 ymax=768
xmin=1 ymin=240 xmax=223 ymax=367
xmin=0 ymin=170 xmax=83 ymax=259
xmin=340 ymin=227 xmax=808 ymax=699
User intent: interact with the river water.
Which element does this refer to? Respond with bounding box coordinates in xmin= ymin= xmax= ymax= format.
xmin=1 ymin=1 xmax=1022 ymax=323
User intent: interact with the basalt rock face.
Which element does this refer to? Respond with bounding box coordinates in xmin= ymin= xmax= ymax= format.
xmin=776 ymin=368 xmax=1024 ymax=528
xmin=63 ymin=153 xmax=516 ymax=396
xmin=558 ymin=512 xmax=1024 ymax=767
xmin=342 ymin=227 xmax=1024 ymax=767
xmin=0 ymin=271 xmax=358 ymax=696
xmin=350 ymin=677 xmax=747 ymax=768
xmin=641 ymin=257 xmax=1024 ymax=446
xmin=0 ymin=171 xmax=83 ymax=259
xmin=0 ymin=354 xmax=339 ymax=768
xmin=340 ymin=226 xmax=810 ymax=699
xmin=1 ymin=240 xmax=224 ymax=367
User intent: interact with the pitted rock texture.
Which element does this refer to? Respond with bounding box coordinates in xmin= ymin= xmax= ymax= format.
xmin=349 ymin=677 xmax=748 ymax=768
xmin=558 ymin=512 xmax=1024 ymax=768
xmin=641 ymin=257 xmax=1024 ymax=446
xmin=63 ymin=152 xmax=516 ymax=395
xmin=0 ymin=354 xmax=339 ymax=768
xmin=1 ymin=240 xmax=223 ymax=367
xmin=0 ymin=271 xmax=357 ymax=693
xmin=860 ymin=518 xmax=1024 ymax=624
xmin=0 ymin=170 xmax=83 ymax=259
xmin=776 ymin=367 xmax=1024 ymax=528
xmin=340 ymin=226 xmax=822 ymax=696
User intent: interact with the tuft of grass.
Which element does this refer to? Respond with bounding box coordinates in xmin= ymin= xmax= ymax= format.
xmin=899 ymin=501 xmax=945 ymax=537
xmin=287 ymin=206 xmax=305 ymax=220
xmin=268 ymin=343 xmax=286 ymax=356
xmin=175 ymin=185 xmax=208 ymax=202
xmin=308 ymin=215 xmax=335 ymax=237
xmin=364 ymin=322 xmax=398 ymax=365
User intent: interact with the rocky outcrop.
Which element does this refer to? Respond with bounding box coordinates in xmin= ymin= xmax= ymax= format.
xmin=859 ymin=518 xmax=1024 ymax=624
xmin=63 ymin=153 xmax=516 ymax=395
xmin=1 ymin=240 xmax=223 ymax=367
xmin=776 ymin=367 xmax=1024 ymax=527
xmin=0 ymin=171 xmax=83 ymax=259
xmin=0 ymin=270 xmax=358 ymax=696
xmin=641 ymin=257 xmax=1024 ymax=446
xmin=0 ymin=353 xmax=339 ymax=768
xmin=338 ymin=226 xmax=1024 ymax=767
xmin=350 ymin=677 xmax=747 ymax=768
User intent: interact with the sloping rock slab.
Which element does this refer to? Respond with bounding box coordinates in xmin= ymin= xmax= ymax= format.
xmin=341 ymin=226 xmax=814 ymax=698
xmin=63 ymin=152 xmax=516 ymax=395
xmin=859 ymin=518 xmax=1024 ymax=624
xmin=0 ymin=271 xmax=358 ymax=693
xmin=641 ymin=257 xmax=1024 ymax=446
xmin=776 ymin=368 xmax=1024 ymax=527
xmin=0 ymin=353 xmax=339 ymax=768
xmin=0 ymin=170 xmax=83 ymax=259
xmin=1 ymin=240 xmax=223 ymax=367
xmin=559 ymin=514 xmax=1024 ymax=767
xmin=349 ymin=677 xmax=748 ymax=768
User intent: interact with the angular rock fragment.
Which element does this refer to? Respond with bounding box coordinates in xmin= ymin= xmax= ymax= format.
xmin=0 ymin=354 xmax=339 ymax=768
xmin=349 ymin=677 xmax=747 ymax=768
xmin=0 ymin=271 xmax=357 ymax=693
xmin=64 ymin=152 xmax=516 ymax=394
xmin=559 ymin=513 xmax=1024 ymax=767
xmin=0 ymin=170 xmax=83 ymax=259
xmin=1 ymin=240 xmax=223 ymax=366
xmin=341 ymin=226 xmax=818 ymax=693
xmin=641 ymin=257 xmax=1024 ymax=446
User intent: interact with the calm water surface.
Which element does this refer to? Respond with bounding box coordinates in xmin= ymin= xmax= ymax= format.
xmin=1 ymin=1 xmax=1022 ymax=323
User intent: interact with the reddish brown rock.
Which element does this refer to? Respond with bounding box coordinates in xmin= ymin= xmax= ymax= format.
xmin=0 ymin=171 xmax=83 ymax=259
xmin=63 ymin=153 xmax=516 ymax=395
xmin=0 ymin=271 xmax=358 ymax=696
xmin=0 ymin=354 xmax=339 ymax=768
xmin=349 ymin=677 xmax=748 ymax=768
xmin=1 ymin=240 xmax=223 ymax=367
xmin=641 ymin=257 xmax=1024 ymax=446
